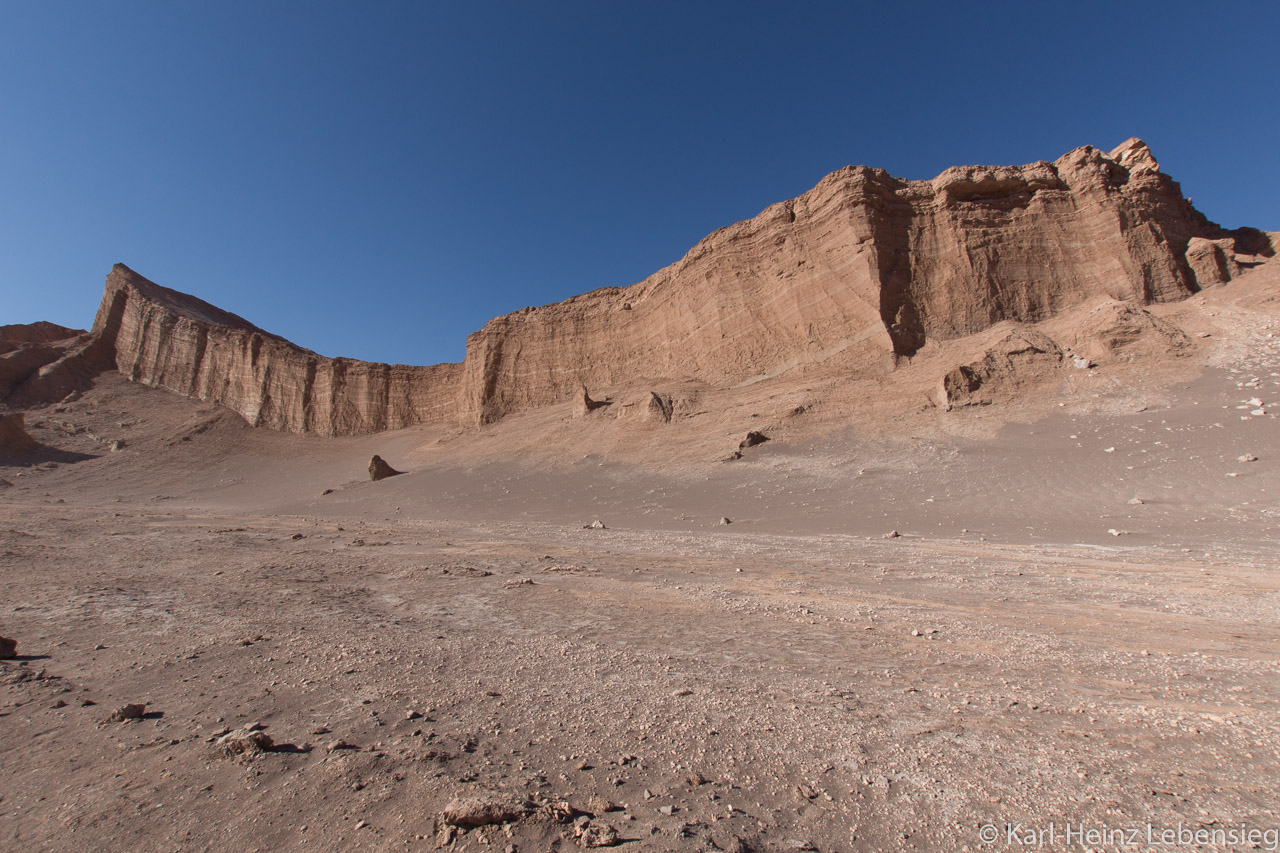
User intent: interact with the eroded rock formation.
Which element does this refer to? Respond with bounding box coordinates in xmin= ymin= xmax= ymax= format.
xmin=18 ymin=139 xmax=1273 ymax=435
xmin=88 ymin=266 xmax=461 ymax=436
xmin=934 ymin=330 xmax=1064 ymax=410
xmin=457 ymin=139 xmax=1269 ymax=424
xmin=0 ymin=409 xmax=39 ymax=454
xmin=368 ymin=455 xmax=403 ymax=481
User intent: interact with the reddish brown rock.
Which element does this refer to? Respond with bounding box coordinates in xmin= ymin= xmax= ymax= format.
xmin=0 ymin=636 xmax=16 ymax=659
xmin=440 ymin=794 xmax=526 ymax=828
xmin=47 ymin=141 xmax=1274 ymax=435
xmin=935 ymin=329 xmax=1064 ymax=409
xmin=0 ymin=321 xmax=82 ymax=353
xmin=0 ymin=409 xmax=38 ymax=454
xmin=106 ymin=703 xmax=147 ymax=722
xmin=572 ymin=385 xmax=609 ymax=418
xmin=214 ymin=728 xmax=274 ymax=758
xmin=87 ymin=265 xmax=461 ymax=436
xmin=368 ymin=455 xmax=403 ymax=481
xmin=456 ymin=139 xmax=1266 ymax=425
xmin=1185 ymin=236 xmax=1240 ymax=286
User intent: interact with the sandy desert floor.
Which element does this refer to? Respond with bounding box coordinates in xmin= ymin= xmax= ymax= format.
xmin=4 ymin=268 xmax=1280 ymax=852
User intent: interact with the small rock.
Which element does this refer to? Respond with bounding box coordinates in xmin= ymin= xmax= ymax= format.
xmin=326 ymin=739 xmax=358 ymax=752
xmin=321 ymin=488 xmax=334 ymax=495
xmin=107 ymin=703 xmax=147 ymax=723
xmin=577 ymin=819 xmax=620 ymax=847
xmin=1103 ymin=447 xmax=1116 ymax=453
xmin=1108 ymin=528 xmax=1123 ymax=536
xmin=739 ymin=430 xmax=770 ymax=450
xmin=584 ymin=519 xmax=607 ymax=530
xmin=687 ymin=772 xmax=707 ymax=786
xmin=440 ymin=795 xmax=526 ymax=828
xmin=586 ymin=795 xmax=621 ymax=814
xmin=883 ymin=530 xmax=900 ymax=539
xmin=291 ymin=533 xmax=304 ymax=541
xmin=910 ymin=628 xmax=921 ymax=637
xmin=658 ymin=804 xmax=675 ymax=816
xmin=1127 ymin=497 xmax=1144 ymax=505
xmin=52 ymin=699 xmax=67 ymax=708
xmin=108 ymin=439 xmax=126 ymax=452
xmin=406 ymin=709 xmax=422 ymax=720
xmin=1238 ymin=454 xmax=1258 ymax=463
xmin=672 ymin=688 xmax=693 ymax=697
xmin=215 ymin=729 xmax=274 ymax=758
xmin=311 ymin=725 xmax=331 ymax=735
xmin=0 ymin=636 xmax=16 ymax=659
xmin=539 ymin=800 xmax=575 ymax=823
xmin=719 ymin=517 xmax=732 ymax=525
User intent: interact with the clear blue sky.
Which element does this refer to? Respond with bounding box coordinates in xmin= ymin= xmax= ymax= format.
xmin=3 ymin=1 xmax=1276 ymax=365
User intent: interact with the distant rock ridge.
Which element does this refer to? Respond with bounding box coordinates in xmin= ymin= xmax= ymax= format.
xmin=8 ymin=139 xmax=1274 ymax=435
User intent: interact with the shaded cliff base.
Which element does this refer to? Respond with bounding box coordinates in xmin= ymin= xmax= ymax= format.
xmin=2 ymin=261 xmax=1279 ymax=851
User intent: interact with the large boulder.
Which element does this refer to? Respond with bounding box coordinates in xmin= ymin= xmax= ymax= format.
xmin=935 ymin=329 xmax=1063 ymax=410
xmin=0 ymin=410 xmax=38 ymax=454
xmin=368 ymin=455 xmax=404 ymax=481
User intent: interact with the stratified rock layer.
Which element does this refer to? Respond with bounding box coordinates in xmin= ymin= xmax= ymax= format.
xmin=67 ymin=140 xmax=1274 ymax=434
xmin=91 ymin=267 xmax=461 ymax=436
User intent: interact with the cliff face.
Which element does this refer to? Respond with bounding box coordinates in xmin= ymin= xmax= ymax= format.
xmin=459 ymin=139 xmax=1262 ymax=423
xmin=91 ymin=267 xmax=461 ymax=436
xmin=47 ymin=139 xmax=1271 ymax=434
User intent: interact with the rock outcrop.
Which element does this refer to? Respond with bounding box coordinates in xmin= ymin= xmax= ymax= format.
xmin=89 ymin=265 xmax=461 ymax=436
xmin=0 ymin=409 xmax=39 ymax=454
xmin=934 ymin=329 xmax=1064 ymax=410
xmin=572 ymin=386 xmax=610 ymax=418
xmin=458 ymin=139 xmax=1267 ymax=424
xmin=29 ymin=140 xmax=1275 ymax=435
xmin=368 ymin=455 xmax=403 ymax=481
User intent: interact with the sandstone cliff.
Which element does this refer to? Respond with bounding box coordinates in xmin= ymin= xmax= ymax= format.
xmin=459 ymin=138 xmax=1269 ymax=424
xmin=14 ymin=139 xmax=1271 ymax=435
xmin=87 ymin=266 xmax=461 ymax=436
